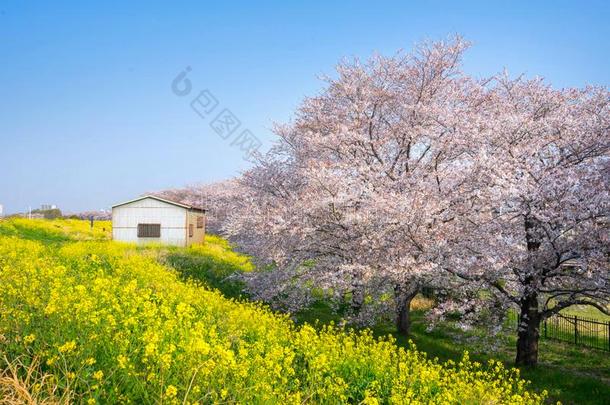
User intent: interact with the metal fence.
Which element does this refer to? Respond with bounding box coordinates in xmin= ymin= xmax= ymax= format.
xmin=510 ymin=312 xmax=610 ymax=351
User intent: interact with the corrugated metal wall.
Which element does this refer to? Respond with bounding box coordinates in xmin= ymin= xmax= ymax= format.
xmin=112 ymin=198 xmax=188 ymax=246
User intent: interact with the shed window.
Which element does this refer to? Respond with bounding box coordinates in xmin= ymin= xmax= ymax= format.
xmin=196 ymin=216 xmax=204 ymax=229
xmin=138 ymin=223 xmax=161 ymax=238
xmin=189 ymin=224 xmax=194 ymax=237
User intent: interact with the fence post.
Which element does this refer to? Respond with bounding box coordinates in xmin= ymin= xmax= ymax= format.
xmin=544 ymin=318 xmax=547 ymax=339
xmin=607 ymin=321 xmax=610 ymax=351
xmin=574 ymin=316 xmax=578 ymax=345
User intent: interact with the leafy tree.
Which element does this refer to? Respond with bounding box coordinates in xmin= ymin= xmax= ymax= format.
xmin=32 ymin=208 xmax=62 ymax=219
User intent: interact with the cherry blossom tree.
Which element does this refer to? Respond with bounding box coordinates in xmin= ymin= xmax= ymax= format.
xmin=441 ymin=74 xmax=610 ymax=366
xmin=226 ymin=36 xmax=480 ymax=334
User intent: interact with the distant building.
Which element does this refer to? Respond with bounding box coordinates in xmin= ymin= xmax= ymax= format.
xmin=111 ymin=195 xmax=206 ymax=247
xmin=41 ymin=204 xmax=58 ymax=211
xmin=0 ymin=204 xmax=3 ymax=217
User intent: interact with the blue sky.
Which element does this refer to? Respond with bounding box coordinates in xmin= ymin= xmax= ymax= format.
xmin=1 ymin=1 xmax=609 ymax=214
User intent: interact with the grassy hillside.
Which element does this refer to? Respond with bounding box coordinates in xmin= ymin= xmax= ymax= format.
xmin=0 ymin=219 xmax=544 ymax=404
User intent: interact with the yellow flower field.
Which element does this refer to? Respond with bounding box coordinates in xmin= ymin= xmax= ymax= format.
xmin=0 ymin=219 xmax=546 ymax=403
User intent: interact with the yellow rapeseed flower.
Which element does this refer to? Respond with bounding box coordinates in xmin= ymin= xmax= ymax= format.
xmin=117 ymin=354 xmax=128 ymax=369
xmin=0 ymin=219 xmax=547 ymax=405
xmin=165 ymin=385 xmax=178 ymax=398
xmin=58 ymin=340 xmax=77 ymax=353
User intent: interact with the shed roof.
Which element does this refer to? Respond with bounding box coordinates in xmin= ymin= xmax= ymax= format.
xmin=111 ymin=195 xmax=206 ymax=213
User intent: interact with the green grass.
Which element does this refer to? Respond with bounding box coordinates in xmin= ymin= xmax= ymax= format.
xmin=562 ymin=304 xmax=610 ymax=322
xmin=162 ymin=234 xmax=253 ymax=299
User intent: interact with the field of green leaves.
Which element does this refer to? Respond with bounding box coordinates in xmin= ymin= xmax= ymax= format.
xmin=0 ymin=219 xmax=545 ymax=403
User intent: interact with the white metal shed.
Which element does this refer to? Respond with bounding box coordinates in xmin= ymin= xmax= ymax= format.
xmin=111 ymin=195 xmax=206 ymax=247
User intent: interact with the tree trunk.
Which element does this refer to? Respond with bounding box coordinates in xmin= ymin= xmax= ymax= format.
xmin=350 ymin=284 xmax=365 ymax=313
xmin=395 ymin=284 xmax=418 ymax=336
xmin=515 ymin=293 xmax=541 ymax=366
xmin=516 ymin=215 xmax=543 ymax=366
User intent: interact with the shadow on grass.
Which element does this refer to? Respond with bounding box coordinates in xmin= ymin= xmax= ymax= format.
xmin=295 ymin=300 xmax=347 ymax=326
xmin=164 ymin=252 xmax=249 ymax=299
